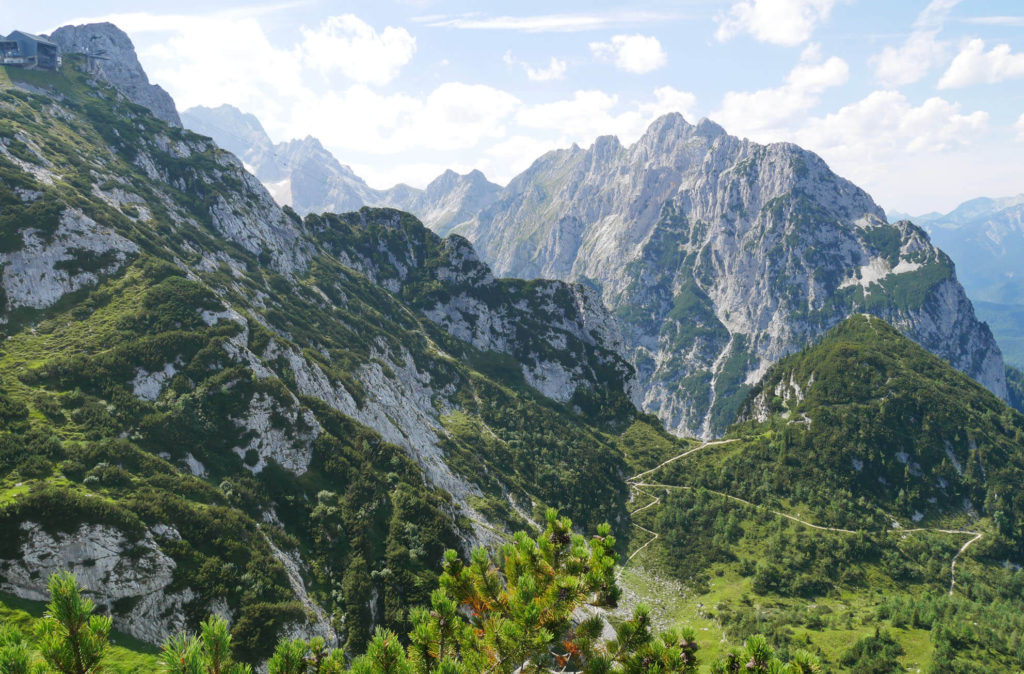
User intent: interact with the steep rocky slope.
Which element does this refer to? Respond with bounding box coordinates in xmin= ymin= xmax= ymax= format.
xmin=451 ymin=114 xmax=1006 ymax=436
xmin=0 ymin=39 xmax=644 ymax=659
xmin=895 ymin=195 xmax=1024 ymax=369
xmin=181 ymin=104 xmax=500 ymax=228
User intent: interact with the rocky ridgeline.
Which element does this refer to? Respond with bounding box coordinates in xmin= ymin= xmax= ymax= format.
xmin=451 ymin=114 xmax=1007 ymax=436
xmin=182 ymin=104 xmax=502 ymax=232
xmin=50 ymin=23 xmax=181 ymax=128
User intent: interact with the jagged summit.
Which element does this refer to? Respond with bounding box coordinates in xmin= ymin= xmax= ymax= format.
xmin=182 ymin=105 xmax=502 ymax=229
xmin=448 ymin=114 xmax=1007 ymax=437
xmin=49 ymin=22 xmax=181 ymax=127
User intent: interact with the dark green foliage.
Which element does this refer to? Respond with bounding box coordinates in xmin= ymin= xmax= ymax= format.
xmin=839 ymin=629 xmax=903 ymax=673
xmin=721 ymin=316 xmax=1024 ymax=552
xmin=36 ymin=571 xmax=112 ymax=674
xmin=1007 ymin=365 xmax=1024 ymax=414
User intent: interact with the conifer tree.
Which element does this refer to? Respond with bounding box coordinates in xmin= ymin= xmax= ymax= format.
xmin=36 ymin=571 xmax=111 ymax=674
xmin=160 ymin=616 xmax=253 ymax=674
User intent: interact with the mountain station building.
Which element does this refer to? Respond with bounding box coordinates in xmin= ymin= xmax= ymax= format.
xmin=0 ymin=31 xmax=59 ymax=71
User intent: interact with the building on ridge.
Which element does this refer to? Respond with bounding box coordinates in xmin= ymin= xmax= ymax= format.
xmin=1 ymin=31 xmax=60 ymax=71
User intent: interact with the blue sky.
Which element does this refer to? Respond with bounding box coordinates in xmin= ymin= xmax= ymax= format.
xmin=6 ymin=0 xmax=1024 ymax=212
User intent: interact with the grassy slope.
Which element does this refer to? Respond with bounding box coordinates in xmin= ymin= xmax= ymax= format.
xmin=616 ymin=316 xmax=1024 ymax=671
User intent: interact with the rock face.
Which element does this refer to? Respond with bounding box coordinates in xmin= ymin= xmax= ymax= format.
xmin=385 ymin=170 xmax=501 ymax=237
xmin=0 ymin=208 xmax=138 ymax=316
xmin=49 ymin=23 xmax=182 ymax=128
xmin=0 ymin=523 xmax=188 ymax=644
xmin=307 ymin=208 xmax=638 ymax=410
xmin=450 ymin=114 xmax=1006 ymax=436
xmin=181 ymin=105 xmax=501 ymax=227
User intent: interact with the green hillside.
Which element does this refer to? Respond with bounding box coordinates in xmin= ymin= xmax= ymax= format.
xmin=0 ymin=59 xmax=676 ymax=662
xmin=618 ymin=315 xmax=1024 ymax=671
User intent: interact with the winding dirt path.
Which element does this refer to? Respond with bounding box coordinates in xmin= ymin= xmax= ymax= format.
xmin=948 ymin=531 xmax=984 ymax=596
xmin=622 ymin=441 xmax=983 ymax=595
xmin=628 ymin=439 xmax=738 ymax=484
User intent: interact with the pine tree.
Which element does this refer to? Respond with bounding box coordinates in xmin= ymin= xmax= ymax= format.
xmin=36 ymin=571 xmax=111 ymax=674
xmin=160 ymin=616 xmax=253 ymax=674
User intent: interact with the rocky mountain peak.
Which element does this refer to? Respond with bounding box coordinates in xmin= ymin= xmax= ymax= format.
xmin=449 ymin=114 xmax=1007 ymax=437
xmin=49 ymin=23 xmax=181 ymax=128
xmin=694 ymin=117 xmax=726 ymax=140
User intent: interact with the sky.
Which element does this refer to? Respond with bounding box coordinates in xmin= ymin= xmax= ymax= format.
xmin=4 ymin=0 xmax=1024 ymax=213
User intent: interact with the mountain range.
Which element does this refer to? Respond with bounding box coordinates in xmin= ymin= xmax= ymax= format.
xmin=3 ymin=22 xmax=1024 ymax=672
xmin=180 ymin=105 xmax=502 ymax=237
xmin=184 ymin=105 xmax=1009 ymax=437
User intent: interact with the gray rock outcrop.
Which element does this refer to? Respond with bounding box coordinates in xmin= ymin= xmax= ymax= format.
xmin=50 ymin=22 xmax=182 ymax=127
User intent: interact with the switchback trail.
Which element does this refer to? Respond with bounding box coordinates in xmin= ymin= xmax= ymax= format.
xmin=622 ymin=441 xmax=983 ymax=595
xmin=628 ymin=439 xmax=738 ymax=484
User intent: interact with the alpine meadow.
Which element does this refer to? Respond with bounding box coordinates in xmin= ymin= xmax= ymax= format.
xmin=1 ymin=3 xmax=1024 ymax=673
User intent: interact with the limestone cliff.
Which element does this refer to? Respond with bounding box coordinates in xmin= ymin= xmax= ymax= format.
xmin=453 ymin=114 xmax=1007 ymax=436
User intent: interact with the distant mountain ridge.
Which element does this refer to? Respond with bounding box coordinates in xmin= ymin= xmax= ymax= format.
xmin=181 ymin=105 xmax=501 ymax=231
xmin=187 ymin=106 xmax=1009 ymax=438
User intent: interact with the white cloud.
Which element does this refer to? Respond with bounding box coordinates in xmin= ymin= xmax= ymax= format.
xmin=792 ymin=91 xmax=992 ymax=212
xmin=1016 ymin=114 xmax=1024 ymax=142
xmin=589 ymin=34 xmax=667 ymax=74
xmin=870 ymin=0 xmax=959 ymax=86
xmin=290 ymin=82 xmax=521 ymax=155
xmin=503 ymin=51 xmax=567 ymax=81
xmin=715 ymin=0 xmax=836 ymax=47
xmin=418 ymin=11 xmax=682 ymax=33
xmin=872 ymin=33 xmax=948 ymax=87
xmin=516 ymin=87 xmax=697 ymax=148
xmin=482 ymin=135 xmax=566 ymax=182
xmin=299 ymin=14 xmax=416 ymax=85
xmin=642 ymin=86 xmax=699 ymax=121
xmin=712 ymin=45 xmax=848 ymax=140
xmin=938 ymin=39 xmax=1024 ymax=88
xmin=140 ymin=16 xmax=307 ymax=116
xmin=796 ymin=90 xmax=988 ymax=159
